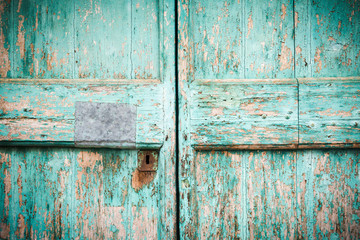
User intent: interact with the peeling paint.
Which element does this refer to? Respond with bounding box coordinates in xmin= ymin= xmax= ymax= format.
xmin=16 ymin=15 xmax=26 ymax=60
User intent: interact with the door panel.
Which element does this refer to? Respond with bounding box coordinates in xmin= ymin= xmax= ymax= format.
xmin=178 ymin=0 xmax=360 ymax=239
xmin=180 ymin=149 xmax=360 ymax=239
xmin=0 ymin=147 xmax=160 ymax=239
xmin=0 ymin=0 xmax=176 ymax=239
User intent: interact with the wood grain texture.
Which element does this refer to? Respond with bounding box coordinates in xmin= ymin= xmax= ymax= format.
xmin=0 ymin=0 xmax=12 ymax=78
xmin=297 ymin=149 xmax=360 ymax=239
xmin=182 ymin=149 xmax=360 ymax=239
xmin=295 ymin=0 xmax=360 ymax=78
xmin=299 ymin=77 xmax=360 ymax=145
xmin=0 ymin=1 xmax=176 ymax=238
xmin=192 ymin=0 xmax=244 ymax=79
xmin=0 ymin=79 xmax=164 ymax=148
xmin=75 ymin=0 xmax=132 ymax=79
xmin=0 ymin=147 xmax=161 ymax=239
xmin=179 ymin=0 xmax=360 ymax=239
xmin=245 ymin=0 xmax=294 ymax=79
xmin=190 ymin=79 xmax=298 ymax=147
xmin=12 ymin=0 xmax=74 ymax=78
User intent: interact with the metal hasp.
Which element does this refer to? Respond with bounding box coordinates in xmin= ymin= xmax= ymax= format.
xmin=137 ymin=150 xmax=158 ymax=172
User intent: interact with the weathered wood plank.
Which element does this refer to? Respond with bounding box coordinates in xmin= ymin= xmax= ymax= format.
xmin=299 ymin=77 xmax=360 ymax=145
xmin=190 ymin=79 xmax=298 ymax=147
xmin=247 ymin=150 xmax=297 ymax=239
xmin=193 ymin=151 xmax=246 ymax=239
xmin=0 ymin=150 xmax=11 ymax=238
xmin=75 ymin=0 xmax=160 ymax=80
xmin=297 ymin=149 xmax=360 ymax=239
xmin=75 ymin=0 xmax=131 ymax=79
xmin=0 ymin=147 xmax=166 ymax=239
xmin=245 ymin=0 xmax=294 ymax=79
xmin=31 ymin=148 xmax=73 ymax=239
xmin=131 ymin=0 xmax=160 ymax=79
xmin=192 ymin=0 xmax=244 ymax=79
xmin=0 ymin=0 xmax=12 ymax=78
xmin=12 ymin=0 xmax=74 ymax=78
xmin=295 ymin=0 xmax=360 ymax=78
xmin=0 ymin=79 xmax=164 ymax=148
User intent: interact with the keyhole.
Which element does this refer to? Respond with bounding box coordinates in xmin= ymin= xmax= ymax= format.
xmin=146 ymin=155 xmax=150 ymax=164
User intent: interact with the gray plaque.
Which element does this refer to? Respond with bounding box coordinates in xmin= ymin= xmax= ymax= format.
xmin=75 ymin=102 xmax=136 ymax=148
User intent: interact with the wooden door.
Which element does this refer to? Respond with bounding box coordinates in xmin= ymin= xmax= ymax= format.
xmin=178 ymin=0 xmax=360 ymax=239
xmin=0 ymin=0 xmax=176 ymax=239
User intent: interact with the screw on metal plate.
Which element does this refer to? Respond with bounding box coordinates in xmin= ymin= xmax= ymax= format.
xmin=137 ymin=150 xmax=158 ymax=172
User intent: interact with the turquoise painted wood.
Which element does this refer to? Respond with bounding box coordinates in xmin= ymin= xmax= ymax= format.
xmin=190 ymin=79 xmax=298 ymax=148
xmin=179 ymin=0 xmax=360 ymax=239
xmin=299 ymin=77 xmax=360 ymax=146
xmin=0 ymin=79 xmax=164 ymax=148
xmin=0 ymin=0 xmax=176 ymax=239
xmin=1 ymin=0 xmax=360 ymax=239
xmin=0 ymin=147 xmax=162 ymax=238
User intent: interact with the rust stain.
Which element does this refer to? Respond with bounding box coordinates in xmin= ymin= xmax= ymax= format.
xmin=131 ymin=169 xmax=156 ymax=191
xmin=16 ymin=15 xmax=26 ymax=59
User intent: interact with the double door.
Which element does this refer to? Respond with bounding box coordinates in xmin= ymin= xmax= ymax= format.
xmin=1 ymin=0 xmax=359 ymax=239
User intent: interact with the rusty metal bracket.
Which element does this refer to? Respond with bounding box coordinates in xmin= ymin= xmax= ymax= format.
xmin=137 ymin=150 xmax=158 ymax=172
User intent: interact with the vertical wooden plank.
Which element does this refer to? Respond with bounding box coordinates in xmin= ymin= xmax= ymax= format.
xmin=294 ymin=0 xmax=311 ymax=78
xmin=129 ymin=151 xmax=159 ymax=239
xmin=132 ymin=0 xmax=160 ymax=79
xmin=73 ymin=149 xmax=105 ymax=239
xmin=8 ymin=148 xmax=35 ymax=239
xmin=194 ymin=151 xmax=246 ymax=239
xmin=295 ymin=0 xmax=360 ymax=78
xmin=312 ymin=150 xmax=360 ymax=238
xmin=245 ymin=0 xmax=294 ymax=79
xmin=0 ymin=0 xmax=12 ymax=78
xmin=178 ymin=0 xmax=197 ymax=238
xmin=192 ymin=0 xmax=244 ymax=79
xmin=297 ymin=149 xmax=360 ymax=239
xmin=247 ymin=150 xmax=297 ymax=239
xmin=0 ymin=149 xmax=11 ymax=238
xmin=158 ymin=0 xmax=177 ymax=238
xmin=31 ymin=148 xmax=73 ymax=239
xmin=75 ymin=0 xmax=131 ymax=79
xmin=102 ymin=150 xmax=130 ymax=239
xmin=296 ymin=150 xmax=315 ymax=239
xmin=12 ymin=0 xmax=74 ymax=78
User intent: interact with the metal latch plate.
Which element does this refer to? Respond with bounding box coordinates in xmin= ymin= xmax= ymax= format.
xmin=137 ymin=150 xmax=158 ymax=172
